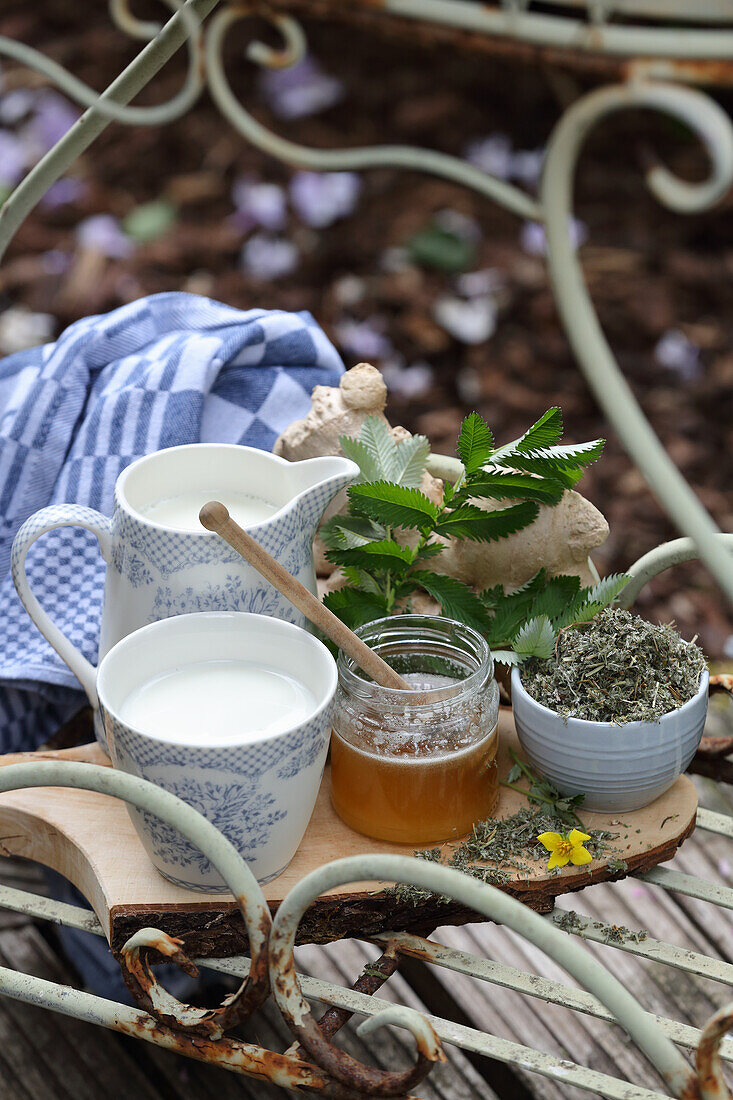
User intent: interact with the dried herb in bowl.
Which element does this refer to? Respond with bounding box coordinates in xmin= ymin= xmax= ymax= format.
xmin=521 ymin=607 xmax=706 ymax=724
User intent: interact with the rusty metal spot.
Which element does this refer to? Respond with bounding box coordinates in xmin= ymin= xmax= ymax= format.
xmin=119 ymin=918 xmax=270 ymax=1039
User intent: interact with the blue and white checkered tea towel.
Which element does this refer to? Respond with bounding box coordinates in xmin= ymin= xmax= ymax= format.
xmin=0 ymin=292 xmax=343 ymax=751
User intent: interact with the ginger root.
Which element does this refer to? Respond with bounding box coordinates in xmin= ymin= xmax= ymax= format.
xmin=432 ymin=491 xmax=607 ymax=590
xmin=275 ymin=363 xmax=608 ymax=591
xmin=274 ymin=362 xmax=388 ymax=461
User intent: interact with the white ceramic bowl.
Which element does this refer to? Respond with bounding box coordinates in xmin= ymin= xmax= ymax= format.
xmin=99 ymin=612 xmax=338 ymax=891
xmin=511 ymin=666 xmax=709 ymax=812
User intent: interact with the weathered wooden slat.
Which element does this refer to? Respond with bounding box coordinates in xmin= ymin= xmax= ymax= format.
xmin=0 ymin=924 xmax=164 ymax=1100
xmin=433 ymin=922 xmax=669 ymax=1100
xmin=295 ymin=938 xmax=499 ymax=1100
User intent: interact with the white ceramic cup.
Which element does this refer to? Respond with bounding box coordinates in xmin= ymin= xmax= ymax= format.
xmin=511 ymin=665 xmax=709 ymax=812
xmin=97 ymin=611 xmax=337 ymax=891
xmin=11 ymin=443 xmax=356 ymax=749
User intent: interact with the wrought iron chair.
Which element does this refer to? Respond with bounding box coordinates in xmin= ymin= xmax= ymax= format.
xmin=0 ymin=3 xmax=732 ymax=1095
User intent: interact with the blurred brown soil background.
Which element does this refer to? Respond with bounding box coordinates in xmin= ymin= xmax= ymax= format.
xmin=2 ymin=0 xmax=733 ymax=656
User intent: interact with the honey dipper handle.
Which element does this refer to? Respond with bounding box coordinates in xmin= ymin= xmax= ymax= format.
xmin=199 ymin=502 xmax=411 ymax=692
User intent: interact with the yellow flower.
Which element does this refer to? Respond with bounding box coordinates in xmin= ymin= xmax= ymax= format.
xmin=537 ymin=829 xmax=593 ymax=870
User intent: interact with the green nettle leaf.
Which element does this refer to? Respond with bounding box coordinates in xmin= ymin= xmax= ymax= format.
xmin=495 ymin=439 xmax=605 ymax=480
xmin=506 ymin=763 xmax=523 ymax=784
xmin=340 ymin=566 xmax=384 ymax=597
xmin=349 ymin=482 xmax=440 ymax=530
xmin=323 ymin=587 xmax=389 ymax=630
xmin=557 ymin=573 xmax=630 ymax=628
xmin=528 ymin=574 xmax=582 ymax=622
xmin=357 ymin=417 xmax=398 ymax=481
xmin=477 ymin=572 xmax=545 ymax=616
xmin=391 ymin=434 xmax=431 ymax=488
xmin=319 ymin=516 xmax=345 ymax=552
xmin=337 ymin=526 xmax=376 ymax=550
xmin=435 ymin=501 xmax=539 ymax=542
xmin=320 ymin=514 xmax=384 ymax=551
xmin=414 ymin=541 xmax=445 ymax=562
xmin=457 ymin=413 xmax=494 ymax=474
xmin=582 ymin=573 xmax=630 ymax=609
xmin=339 ymin=436 xmax=382 ymax=483
xmin=493 ymin=407 xmax=563 ymax=458
xmin=327 ymin=538 xmax=415 ymax=575
xmin=465 ymin=471 xmax=565 ymax=506
xmin=409 ymin=571 xmax=491 ymax=632
xmin=513 ymin=616 xmax=556 ymax=660
xmin=484 ymin=600 xmax=543 ymax=648
xmin=490 ymin=649 xmax=522 ymax=666
xmin=322 ymin=405 xmax=608 ymax=661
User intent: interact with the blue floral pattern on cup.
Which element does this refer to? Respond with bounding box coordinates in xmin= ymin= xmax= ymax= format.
xmin=103 ymin=696 xmax=334 ymax=891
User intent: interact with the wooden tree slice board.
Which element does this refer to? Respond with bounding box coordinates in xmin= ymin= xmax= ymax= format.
xmin=0 ymin=711 xmax=697 ymax=958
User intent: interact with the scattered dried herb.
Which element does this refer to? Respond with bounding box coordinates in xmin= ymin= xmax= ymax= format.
xmin=599 ymin=922 xmax=648 ymax=945
xmin=551 ymin=910 xmax=647 ymax=944
xmin=521 ymin=607 xmax=706 ymax=724
xmin=606 ymin=858 xmax=629 ymax=874
xmin=552 ymin=910 xmax=586 ymax=934
xmin=502 ymin=749 xmax=585 ymax=827
xmin=386 ymin=806 xmax=619 ymax=906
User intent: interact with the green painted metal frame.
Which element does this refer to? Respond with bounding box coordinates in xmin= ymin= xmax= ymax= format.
xmin=0 ymin=0 xmax=733 ymax=1095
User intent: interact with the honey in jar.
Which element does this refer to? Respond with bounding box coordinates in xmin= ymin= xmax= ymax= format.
xmin=330 ymin=616 xmax=499 ymax=845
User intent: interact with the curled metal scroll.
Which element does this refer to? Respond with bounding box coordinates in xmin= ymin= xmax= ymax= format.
xmin=0 ymin=0 xmax=220 ymax=265
xmin=696 ymin=1002 xmax=733 ymax=1100
xmin=0 ymin=761 xmax=271 ymax=1038
xmin=270 ymin=854 xmax=698 ymax=1099
xmin=204 ymin=5 xmax=541 ymax=222
xmin=0 ymin=0 xmax=204 ymax=126
xmin=540 ymin=81 xmax=733 ymax=605
xmin=620 ymin=534 xmax=733 ymax=609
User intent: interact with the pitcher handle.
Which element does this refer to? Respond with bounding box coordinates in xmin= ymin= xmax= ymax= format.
xmin=11 ymin=505 xmax=113 ymax=710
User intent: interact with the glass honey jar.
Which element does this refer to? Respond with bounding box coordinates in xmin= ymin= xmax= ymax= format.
xmin=330 ymin=615 xmax=499 ymax=845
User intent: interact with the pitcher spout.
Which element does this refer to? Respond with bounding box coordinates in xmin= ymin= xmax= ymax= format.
xmin=288 ymin=455 xmax=360 ymax=531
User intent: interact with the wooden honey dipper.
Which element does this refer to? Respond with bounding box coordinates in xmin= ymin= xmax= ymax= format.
xmin=199 ymin=501 xmax=411 ymax=691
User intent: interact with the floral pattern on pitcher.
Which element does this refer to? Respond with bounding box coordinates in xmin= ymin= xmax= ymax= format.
xmin=111 ymin=543 xmax=155 ymax=588
xmin=148 ymin=574 xmax=300 ymax=625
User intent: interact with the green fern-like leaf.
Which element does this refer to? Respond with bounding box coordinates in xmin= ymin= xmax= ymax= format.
xmin=491 ymin=649 xmax=523 ymax=666
xmin=495 ymin=439 xmax=604 ymax=481
xmin=339 ymin=435 xmax=382 ymax=483
xmin=323 ymin=587 xmax=389 ymax=630
xmin=409 ymin=570 xmax=492 ymax=632
xmin=358 ymin=417 xmax=397 ymax=481
xmin=529 ymin=574 xmax=582 ymax=623
xmin=481 ymin=569 xmax=548 ymax=612
xmin=556 ymin=573 xmax=630 ymax=628
xmin=391 ymin=434 xmax=431 ymax=488
xmin=435 ymin=501 xmax=539 ymax=542
xmin=493 ymin=407 xmax=563 ymax=458
xmin=414 ymin=541 xmax=445 ymax=562
xmin=349 ymin=482 xmax=440 ymax=530
xmin=327 ymin=538 xmax=416 ymax=575
xmin=320 ymin=514 xmax=384 ymax=551
xmin=513 ymin=615 xmax=556 ymax=659
xmin=463 ymin=471 xmax=565 ymax=506
xmin=482 ymin=573 xmax=549 ymax=646
xmin=457 ymin=412 xmax=494 ymax=474
xmin=340 ymin=566 xmax=385 ymax=597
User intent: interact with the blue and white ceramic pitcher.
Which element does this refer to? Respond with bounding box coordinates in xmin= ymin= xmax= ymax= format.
xmin=11 ymin=443 xmax=358 ymax=748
